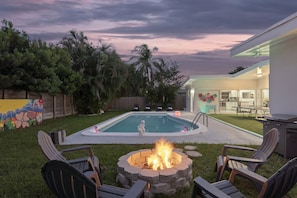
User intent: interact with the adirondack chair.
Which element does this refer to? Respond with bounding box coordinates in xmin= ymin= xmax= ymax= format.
xmin=215 ymin=128 xmax=279 ymax=181
xmin=37 ymin=130 xmax=101 ymax=184
xmin=42 ymin=160 xmax=147 ymax=198
xmin=192 ymin=157 xmax=297 ymax=198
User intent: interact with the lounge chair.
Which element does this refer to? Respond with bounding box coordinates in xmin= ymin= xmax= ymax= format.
xmin=37 ymin=130 xmax=101 ymax=184
xmin=167 ymin=103 xmax=173 ymax=111
xmin=156 ymin=103 xmax=163 ymax=111
xmin=215 ymin=128 xmax=279 ymax=181
xmin=145 ymin=104 xmax=151 ymax=111
xmin=133 ymin=104 xmax=140 ymax=111
xmin=42 ymin=160 xmax=147 ymax=198
xmin=192 ymin=157 xmax=297 ymax=198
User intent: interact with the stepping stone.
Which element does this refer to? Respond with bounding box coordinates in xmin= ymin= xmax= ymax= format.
xmin=184 ymin=145 xmax=197 ymax=151
xmin=185 ymin=151 xmax=202 ymax=157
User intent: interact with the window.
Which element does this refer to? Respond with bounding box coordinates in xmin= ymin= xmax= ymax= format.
xmin=242 ymin=92 xmax=254 ymax=99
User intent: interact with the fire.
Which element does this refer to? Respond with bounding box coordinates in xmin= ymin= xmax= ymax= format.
xmin=147 ymin=138 xmax=175 ymax=170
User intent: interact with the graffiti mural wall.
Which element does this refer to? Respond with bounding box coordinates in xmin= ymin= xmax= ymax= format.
xmin=0 ymin=99 xmax=43 ymax=130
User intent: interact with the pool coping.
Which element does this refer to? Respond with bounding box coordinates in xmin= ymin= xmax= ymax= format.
xmin=80 ymin=111 xmax=207 ymax=137
xmin=61 ymin=111 xmax=263 ymax=145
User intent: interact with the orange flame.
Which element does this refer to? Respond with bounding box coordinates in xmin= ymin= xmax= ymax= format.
xmin=147 ymin=138 xmax=175 ymax=170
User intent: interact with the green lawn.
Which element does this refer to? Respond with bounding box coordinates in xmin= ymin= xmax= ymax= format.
xmin=0 ymin=111 xmax=295 ymax=197
xmin=210 ymin=113 xmax=263 ymax=135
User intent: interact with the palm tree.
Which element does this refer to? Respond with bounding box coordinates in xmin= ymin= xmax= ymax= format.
xmin=60 ymin=30 xmax=90 ymax=73
xmin=63 ymin=36 xmax=127 ymax=113
xmin=129 ymin=44 xmax=159 ymax=88
xmin=92 ymin=41 xmax=128 ymax=103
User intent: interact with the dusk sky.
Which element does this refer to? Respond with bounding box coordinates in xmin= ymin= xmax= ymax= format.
xmin=1 ymin=0 xmax=297 ymax=76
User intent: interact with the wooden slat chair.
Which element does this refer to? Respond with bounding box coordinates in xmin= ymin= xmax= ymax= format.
xmin=42 ymin=160 xmax=147 ymax=198
xmin=215 ymin=128 xmax=279 ymax=181
xmin=192 ymin=157 xmax=297 ymax=198
xmin=37 ymin=130 xmax=102 ymax=184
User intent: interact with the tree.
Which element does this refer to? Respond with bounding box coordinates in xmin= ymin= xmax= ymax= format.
xmin=0 ymin=20 xmax=82 ymax=97
xmin=61 ymin=32 xmax=128 ymax=113
xmin=17 ymin=39 xmax=62 ymax=96
xmin=0 ymin=19 xmax=30 ymax=90
xmin=84 ymin=43 xmax=128 ymax=111
xmin=97 ymin=49 xmax=128 ymax=100
xmin=60 ymin=30 xmax=91 ymax=73
xmin=120 ymin=64 xmax=144 ymax=96
xmin=53 ymin=46 xmax=83 ymax=95
xmin=148 ymin=59 xmax=184 ymax=106
xmin=129 ymin=44 xmax=159 ymax=95
xmin=126 ymin=44 xmax=184 ymax=107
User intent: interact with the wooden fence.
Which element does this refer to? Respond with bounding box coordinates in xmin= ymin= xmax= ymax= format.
xmin=1 ymin=89 xmax=186 ymax=120
xmin=106 ymin=95 xmax=186 ymax=111
xmin=1 ymin=89 xmax=75 ymax=120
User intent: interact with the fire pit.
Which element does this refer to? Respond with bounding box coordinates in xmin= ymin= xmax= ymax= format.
xmin=116 ymin=139 xmax=192 ymax=197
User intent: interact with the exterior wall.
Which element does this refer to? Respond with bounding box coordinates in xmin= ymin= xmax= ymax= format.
xmin=194 ymin=79 xmax=257 ymax=90
xmin=270 ymin=36 xmax=297 ymax=115
xmin=185 ymin=87 xmax=191 ymax=112
xmin=257 ymin=76 xmax=269 ymax=89
xmin=196 ymin=90 xmax=219 ymax=113
xmin=256 ymin=76 xmax=269 ymax=107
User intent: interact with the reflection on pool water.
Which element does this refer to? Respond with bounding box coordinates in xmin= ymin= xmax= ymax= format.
xmin=81 ymin=112 xmax=207 ymax=136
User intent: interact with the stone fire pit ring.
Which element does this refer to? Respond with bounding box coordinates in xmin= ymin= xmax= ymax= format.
xmin=116 ymin=149 xmax=192 ymax=197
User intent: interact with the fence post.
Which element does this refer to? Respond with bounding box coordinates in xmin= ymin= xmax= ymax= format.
xmin=53 ymin=95 xmax=56 ymax=119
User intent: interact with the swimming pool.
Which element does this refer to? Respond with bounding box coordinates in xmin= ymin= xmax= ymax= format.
xmin=80 ymin=112 xmax=207 ymax=136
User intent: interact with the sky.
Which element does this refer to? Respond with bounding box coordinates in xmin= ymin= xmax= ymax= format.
xmin=1 ymin=0 xmax=297 ymax=77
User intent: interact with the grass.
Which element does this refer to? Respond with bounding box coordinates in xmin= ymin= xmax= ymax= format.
xmin=209 ymin=113 xmax=263 ymax=135
xmin=0 ymin=111 xmax=296 ymax=197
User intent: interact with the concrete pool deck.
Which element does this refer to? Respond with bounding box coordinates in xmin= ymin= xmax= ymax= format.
xmin=61 ymin=111 xmax=263 ymax=145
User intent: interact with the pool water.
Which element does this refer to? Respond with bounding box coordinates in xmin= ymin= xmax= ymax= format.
xmin=100 ymin=113 xmax=198 ymax=133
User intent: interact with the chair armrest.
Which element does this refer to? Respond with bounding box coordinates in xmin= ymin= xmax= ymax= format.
xmin=66 ymin=156 xmax=90 ymax=165
xmin=61 ymin=145 xmax=95 ymax=156
xmin=123 ymin=179 xmax=147 ymax=198
xmin=192 ymin=177 xmax=231 ymax=198
xmin=221 ymin=145 xmax=257 ymax=156
xmin=226 ymin=155 xmax=266 ymax=164
xmin=229 ymin=167 xmax=267 ymax=186
xmin=84 ymin=170 xmax=101 ymax=188
xmin=124 ymin=179 xmax=147 ymax=198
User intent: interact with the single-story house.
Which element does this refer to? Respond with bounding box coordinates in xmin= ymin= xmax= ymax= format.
xmin=231 ymin=12 xmax=297 ymax=116
xmin=183 ymin=11 xmax=297 ymax=116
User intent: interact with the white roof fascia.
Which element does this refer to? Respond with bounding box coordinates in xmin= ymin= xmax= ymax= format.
xmin=187 ymin=74 xmax=230 ymax=80
xmin=231 ymin=59 xmax=270 ymax=78
xmin=181 ymin=59 xmax=270 ymax=88
xmin=231 ymin=12 xmax=297 ymax=57
xmin=181 ymin=75 xmax=229 ymax=88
